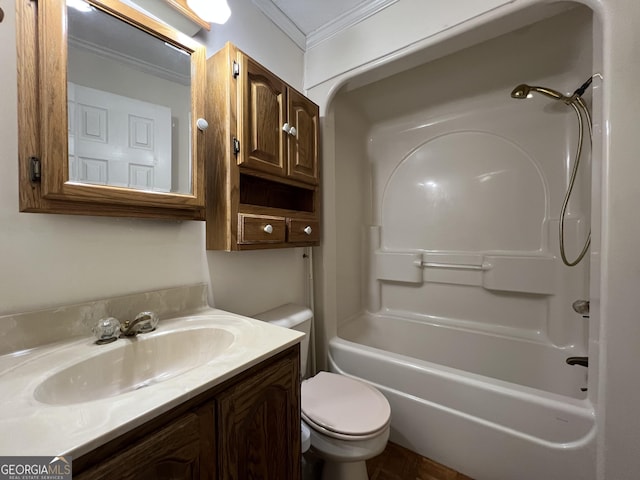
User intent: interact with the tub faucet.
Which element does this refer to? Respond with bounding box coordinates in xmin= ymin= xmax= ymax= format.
xmin=566 ymin=356 xmax=588 ymax=368
xmin=120 ymin=311 xmax=159 ymax=337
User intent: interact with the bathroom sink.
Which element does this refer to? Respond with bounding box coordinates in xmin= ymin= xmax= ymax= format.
xmin=34 ymin=327 xmax=235 ymax=405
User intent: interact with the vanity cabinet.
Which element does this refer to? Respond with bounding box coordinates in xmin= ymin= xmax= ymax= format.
xmin=205 ymin=43 xmax=320 ymax=250
xmin=73 ymin=346 xmax=300 ymax=480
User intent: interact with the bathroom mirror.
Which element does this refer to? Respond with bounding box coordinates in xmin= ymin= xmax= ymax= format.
xmin=17 ymin=0 xmax=207 ymax=219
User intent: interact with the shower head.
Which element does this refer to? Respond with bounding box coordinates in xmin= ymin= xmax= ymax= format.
xmin=510 ymin=84 xmax=571 ymax=103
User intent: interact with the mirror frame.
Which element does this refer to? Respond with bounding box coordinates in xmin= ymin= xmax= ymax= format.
xmin=17 ymin=0 xmax=207 ymax=220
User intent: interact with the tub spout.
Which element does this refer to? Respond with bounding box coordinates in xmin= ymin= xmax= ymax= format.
xmin=566 ymin=356 xmax=588 ymax=367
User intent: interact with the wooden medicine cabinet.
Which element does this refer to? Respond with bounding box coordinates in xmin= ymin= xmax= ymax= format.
xmin=205 ymin=42 xmax=320 ymax=250
xmin=16 ymin=0 xmax=207 ymax=220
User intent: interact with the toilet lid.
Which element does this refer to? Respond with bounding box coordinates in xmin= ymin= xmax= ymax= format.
xmin=301 ymin=372 xmax=391 ymax=436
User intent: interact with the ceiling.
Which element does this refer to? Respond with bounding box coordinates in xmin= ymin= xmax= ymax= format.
xmin=252 ymin=0 xmax=397 ymax=50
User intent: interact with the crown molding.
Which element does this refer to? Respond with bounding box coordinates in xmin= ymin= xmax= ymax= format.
xmin=306 ymin=0 xmax=397 ymax=49
xmin=253 ymin=0 xmax=396 ymax=51
xmin=69 ymin=36 xmax=191 ymax=86
xmin=252 ymin=0 xmax=306 ymax=50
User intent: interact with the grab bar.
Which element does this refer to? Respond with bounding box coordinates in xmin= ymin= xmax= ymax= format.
xmin=415 ymin=261 xmax=493 ymax=271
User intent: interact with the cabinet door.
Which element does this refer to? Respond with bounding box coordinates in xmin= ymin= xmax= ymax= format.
xmin=218 ymin=351 xmax=301 ymax=480
xmin=287 ymin=89 xmax=319 ymax=185
xmin=74 ymin=412 xmax=208 ymax=480
xmin=238 ymin=55 xmax=287 ymax=177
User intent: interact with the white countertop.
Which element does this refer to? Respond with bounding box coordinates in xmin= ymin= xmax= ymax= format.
xmin=0 ymin=307 xmax=302 ymax=458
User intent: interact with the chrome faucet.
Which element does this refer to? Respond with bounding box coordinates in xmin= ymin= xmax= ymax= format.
xmin=120 ymin=311 xmax=159 ymax=337
xmin=93 ymin=311 xmax=159 ymax=344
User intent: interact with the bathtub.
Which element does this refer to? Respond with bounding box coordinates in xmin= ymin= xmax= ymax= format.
xmin=328 ymin=312 xmax=596 ymax=480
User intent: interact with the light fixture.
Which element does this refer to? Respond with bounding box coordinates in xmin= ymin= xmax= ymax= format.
xmin=187 ymin=0 xmax=231 ymax=24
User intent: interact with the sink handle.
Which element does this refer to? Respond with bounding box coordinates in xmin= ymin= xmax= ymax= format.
xmin=93 ymin=317 xmax=121 ymax=344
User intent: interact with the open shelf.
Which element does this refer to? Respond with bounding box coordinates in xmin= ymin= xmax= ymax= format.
xmin=239 ymin=174 xmax=315 ymax=213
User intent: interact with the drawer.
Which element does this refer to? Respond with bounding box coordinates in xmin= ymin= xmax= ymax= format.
xmin=287 ymin=219 xmax=320 ymax=243
xmin=238 ymin=214 xmax=286 ymax=244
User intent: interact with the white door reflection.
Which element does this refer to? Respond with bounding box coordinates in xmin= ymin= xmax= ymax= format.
xmin=68 ymin=82 xmax=171 ymax=191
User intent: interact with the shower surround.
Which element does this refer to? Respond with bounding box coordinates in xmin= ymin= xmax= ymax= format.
xmin=322 ymin=5 xmax=597 ymax=479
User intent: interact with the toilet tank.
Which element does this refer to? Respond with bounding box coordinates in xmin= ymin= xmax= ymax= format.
xmin=254 ymin=303 xmax=312 ymax=377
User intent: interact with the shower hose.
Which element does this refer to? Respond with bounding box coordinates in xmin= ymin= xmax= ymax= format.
xmin=559 ymin=82 xmax=592 ymax=267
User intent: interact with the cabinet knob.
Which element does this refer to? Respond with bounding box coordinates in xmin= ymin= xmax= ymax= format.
xmin=196 ymin=118 xmax=209 ymax=131
xmin=303 ymin=226 xmax=312 ymax=235
xmin=263 ymin=224 xmax=274 ymax=234
xmin=288 ymin=126 xmax=297 ymax=137
xmin=282 ymin=123 xmax=291 ymax=134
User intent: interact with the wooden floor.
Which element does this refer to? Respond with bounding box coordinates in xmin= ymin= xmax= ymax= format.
xmin=366 ymin=442 xmax=474 ymax=480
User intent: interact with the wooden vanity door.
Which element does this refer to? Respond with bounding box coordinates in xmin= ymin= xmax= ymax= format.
xmin=217 ymin=349 xmax=301 ymax=480
xmin=286 ymin=89 xmax=319 ymax=185
xmin=238 ymin=55 xmax=287 ymax=177
xmin=73 ymin=409 xmax=214 ymax=480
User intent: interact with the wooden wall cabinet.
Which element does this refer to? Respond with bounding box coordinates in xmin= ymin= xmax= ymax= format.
xmin=205 ymin=43 xmax=320 ymax=250
xmin=73 ymin=346 xmax=301 ymax=480
xmin=237 ymin=55 xmax=319 ymax=185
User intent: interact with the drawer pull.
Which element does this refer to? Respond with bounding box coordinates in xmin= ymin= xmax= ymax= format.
xmin=263 ymin=224 xmax=274 ymax=234
xmin=303 ymin=226 xmax=312 ymax=235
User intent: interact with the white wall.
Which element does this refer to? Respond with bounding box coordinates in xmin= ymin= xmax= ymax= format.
xmin=1 ymin=0 xmax=307 ymax=318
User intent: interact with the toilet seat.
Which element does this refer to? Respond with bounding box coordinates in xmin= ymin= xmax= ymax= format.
xmin=301 ymin=372 xmax=391 ymax=440
xmin=302 ymin=414 xmax=389 ymax=441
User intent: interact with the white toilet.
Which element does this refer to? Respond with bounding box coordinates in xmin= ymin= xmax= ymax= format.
xmin=254 ymin=304 xmax=391 ymax=480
